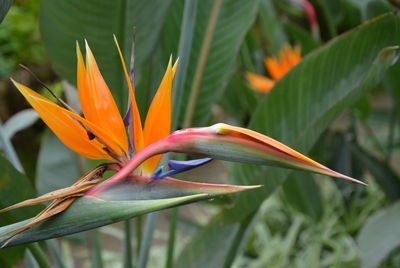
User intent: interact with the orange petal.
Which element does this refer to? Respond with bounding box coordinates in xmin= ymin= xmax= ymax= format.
xmin=245 ymin=72 xmax=275 ymax=93
xmin=76 ymin=42 xmax=128 ymax=157
xmin=12 ymin=79 xmax=111 ymax=160
xmin=172 ymin=58 xmax=179 ymax=76
xmin=278 ymin=46 xmax=292 ymax=74
xmin=142 ymin=58 xmax=176 ymax=174
xmin=264 ymin=45 xmax=302 ymax=81
xmin=285 ymin=45 xmax=301 ymax=67
xmin=113 ymin=35 xmax=144 ymax=153
xmin=264 ymin=57 xmax=285 ymax=81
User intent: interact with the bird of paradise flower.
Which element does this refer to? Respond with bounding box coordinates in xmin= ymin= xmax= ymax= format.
xmin=0 ymin=37 xmax=364 ymax=247
xmin=246 ymin=45 xmax=301 ymax=93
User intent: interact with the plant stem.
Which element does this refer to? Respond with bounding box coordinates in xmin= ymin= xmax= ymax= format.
xmin=28 ymin=243 xmax=52 ymax=268
xmin=90 ymin=229 xmax=104 ymax=268
xmin=136 ymin=215 xmax=143 ymax=257
xmin=172 ymin=0 xmax=198 ymax=130
xmin=165 ymin=208 xmax=178 ymax=268
xmin=124 ymin=220 xmax=133 ymax=268
xmin=136 ymin=212 xmax=158 ymax=268
xmin=385 ymin=107 xmax=397 ymax=163
xmin=183 ymin=0 xmax=223 ymax=128
xmin=46 ymin=240 xmax=66 ymax=268
xmin=168 ymin=1 xmax=198 ymax=266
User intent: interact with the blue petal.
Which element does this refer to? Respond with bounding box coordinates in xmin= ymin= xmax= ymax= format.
xmin=151 ymin=158 xmax=213 ymax=179
xmin=151 ymin=166 xmax=164 ymax=179
xmin=168 ymin=158 xmax=213 ymax=172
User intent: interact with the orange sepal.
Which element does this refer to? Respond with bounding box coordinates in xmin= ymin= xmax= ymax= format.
xmin=264 ymin=57 xmax=286 ymax=81
xmin=142 ymin=58 xmax=176 ymax=174
xmin=245 ymin=72 xmax=275 ymax=93
xmin=77 ymin=42 xmax=128 ymax=157
xmin=265 ymin=45 xmax=301 ymax=81
xmin=11 ymin=79 xmax=111 ymax=160
xmin=113 ymin=35 xmax=144 ymax=154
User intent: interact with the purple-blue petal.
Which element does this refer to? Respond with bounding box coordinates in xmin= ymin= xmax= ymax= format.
xmin=168 ymin=158 xmax=213 ymax=171
xmin=151 ymin=158 xmax=213 ymax=179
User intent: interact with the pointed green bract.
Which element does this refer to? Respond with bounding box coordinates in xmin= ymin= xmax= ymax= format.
xmin=0 ymin=177 xmax=257 ymax=247
xmin=89 ymin=175 xmax=260 ymax=199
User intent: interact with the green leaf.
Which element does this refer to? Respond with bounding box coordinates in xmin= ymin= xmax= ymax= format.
xmin=281 ymin=173 xmax=322 ymax=221
xmin=309 ymin=0 xmax=337 ymax=40
xmin=357 ymin=202 xmax=400 ymax=268
xmin=258 ymin=0 xmax=287 ymax=55
xmin=175 ymin=214 xmax=242 ymax=268
xmin=283 ymin=22 xmax=321 ymax=54
xmin=347 ymin=0 xmax=391 ymax=20
xmin=227 ymin=13 xmax=400 ymax=222
xmin=39 ymin=0 xmax=172 ymax=108
xmin=0 ymin=155 xmax=39 ymax=267
xmin=0 ymin=0 xmax=12 ymax=23
xmin=350 ymin=142 xmax=400 ymax=202
xmin=2 ymin=109 xmax=39 ymax=141
xmin=0 ymin=175 xmax=257 ymax=247
xmin=163 ymin=0 xmax=259 ymax=126
xmin=219 ymin=75 xmax=258 ymax=123
xmin=0 ymin=195 xmax=209 ymax=247
xmin=35 ymin=130 xmax=81 ymax=196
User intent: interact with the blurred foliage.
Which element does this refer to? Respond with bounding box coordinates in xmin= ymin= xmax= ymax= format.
xmin=0 ymin=1 xmax=44 ymax=78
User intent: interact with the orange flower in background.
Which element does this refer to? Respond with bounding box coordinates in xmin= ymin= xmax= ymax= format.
xmin=246 ymin=45 xmax=301 ymax=93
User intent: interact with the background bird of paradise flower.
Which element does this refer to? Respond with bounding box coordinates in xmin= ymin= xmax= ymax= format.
xmin=0 ymin=0 xmax=400 ymax=267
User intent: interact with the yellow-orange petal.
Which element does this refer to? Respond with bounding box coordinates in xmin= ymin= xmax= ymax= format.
xmin=113 ymin=35 xmax=144 ymax=153
xmin=76 ymin=41 xmax=128 ymax=157
xmin=12 ymin=79 xmax=111 ymax=160
xmin=245 ymin=72 xmax=275 ymax=93
xmin=142 ymin=58 xmax=176 ymax=174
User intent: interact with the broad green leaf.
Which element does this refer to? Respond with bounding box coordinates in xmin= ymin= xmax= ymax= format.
xmin=309 ymin=0 xmax=337 ymax=40
xmin=219 ymin=75 xmax=258 ymax=123
xmin=283 ymin=22 xmax=321 ymax=54
xmin=91 ymin=175 xmax=258 ymax=201
xmin=0 ymin=155 xmax=39 ymax=267
xmin=0 ymin=0 xmax=12 ymax=23
xmin=281 ymin=174 xmax=322 ymax=221
xmin=0 ymin=195 xmax=215 ymax=248
xmin=0 ymin=175 xmax=256 ymax=247
xmin=163 ymin=0 xmax=259 ymax=126
xmin=39 ymin=0 xmax=172 ymax=108
xmin=384 ymin=60 xmax=400 ymax=168
xmin=2 ymin=109 xmax=39 ymax=141
xmin=179 ymin=13 xmax=400 ymax=265
xmin=176 ymin=214 xmax=241 ymax=268
xmin=36 ymin=130 xmax=80 ymax=196
xmin=357 ymin=202 xmax=400 ymax=268
xmin=347 ymin=0 xmax=391 ymax=20
xmin=350 ymin=142 xmax=400 ymax=202
xmin=258 ymin=0 xmax=287 ymax=55
xmin=227 ymin=13 xmax=400 ymax=222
